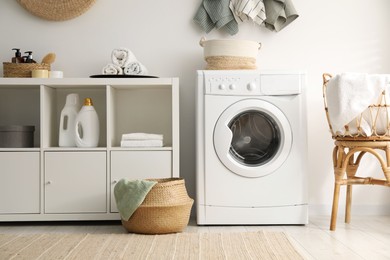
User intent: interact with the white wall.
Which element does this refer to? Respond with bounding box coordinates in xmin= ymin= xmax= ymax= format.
xmin=1 ymin=0 xmax=389 ymax=215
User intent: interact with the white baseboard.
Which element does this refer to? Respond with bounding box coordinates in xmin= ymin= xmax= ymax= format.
xmin=309 ymin=204 xmax=390 ymax=216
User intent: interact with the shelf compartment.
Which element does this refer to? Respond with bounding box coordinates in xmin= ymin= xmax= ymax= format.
xmin=44 ymin=151 xmax=107 ymax=214
xmin=0 ymin=86 xmax=40 ymax=148
xmin=42 ymin=85 xmax=107 ymax=148
xmin=108 ymin=85 xmax=172 ymax=148
xmin=110 ymin=150 xmax=172 ymax=212
xmin=0 ymin=152 xmax=40 ymax=214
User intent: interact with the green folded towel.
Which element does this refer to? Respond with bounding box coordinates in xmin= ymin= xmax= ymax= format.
xmin=114 ymin=179 xmax=157 ymax=221
xmin=193 ymin=0 xmax=239 ymax=35
xmin=264 ymin=0 xmax=299 ymax=32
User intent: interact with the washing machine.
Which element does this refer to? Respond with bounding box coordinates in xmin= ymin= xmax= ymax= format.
xmin=196 ymin=70 xmax=308 ymax=225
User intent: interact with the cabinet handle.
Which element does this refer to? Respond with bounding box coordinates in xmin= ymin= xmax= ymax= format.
xmin=46 ymin=181 xmax=52 ymax=185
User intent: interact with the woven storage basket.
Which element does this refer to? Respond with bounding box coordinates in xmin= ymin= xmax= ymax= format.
xmin=3 ymin=62 xmax=50 ymax=78
xmin=121 ymin=178 xmax=193 ymax=234
xmin=200 ymin=37 xmax=261 ymax=70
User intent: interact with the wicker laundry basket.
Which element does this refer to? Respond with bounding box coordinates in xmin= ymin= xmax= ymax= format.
xmin=323 ymin=73 xmax=390 ymax=140
xmin=121 ymin=178 xmax=193 ymax=234
xmin=3 ymin=62 xmax=50 ymax=78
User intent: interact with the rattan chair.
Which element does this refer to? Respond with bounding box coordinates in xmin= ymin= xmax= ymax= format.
xmin=322 ymin=73 xmax=390 ymax=231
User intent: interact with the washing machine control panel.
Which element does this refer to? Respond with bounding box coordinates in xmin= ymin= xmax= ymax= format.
xmin=205 ymin=74 xmax=261 ymax=95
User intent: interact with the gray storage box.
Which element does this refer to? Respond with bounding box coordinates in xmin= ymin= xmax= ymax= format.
xmin=0 ymin=125 xmax=35 ymax=148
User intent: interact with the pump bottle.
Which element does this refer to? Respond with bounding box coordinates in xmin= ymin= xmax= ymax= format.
xmin=24 ymin=51 xmax=36 ymax=63
xmin=11 ymin=48 xmax=23 ymax=63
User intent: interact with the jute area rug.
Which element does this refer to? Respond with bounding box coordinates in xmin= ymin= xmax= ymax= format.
xmin=0 ymin=231 xmax=303 ymax=259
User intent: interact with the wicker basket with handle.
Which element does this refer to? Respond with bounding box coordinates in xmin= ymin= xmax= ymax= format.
xmin=121 ymin=178 xmax=194 ymax=234
xmin=323 ymin=73 xmax=390 ymax=140
xmin=3 ymin=62 xmax=50 ymax=78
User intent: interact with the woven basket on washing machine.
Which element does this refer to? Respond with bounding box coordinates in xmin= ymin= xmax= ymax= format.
xmin=199 ymin=37 xmax=261 ymax=70
xmin=121 ymin=178 xmax=193 ymax=234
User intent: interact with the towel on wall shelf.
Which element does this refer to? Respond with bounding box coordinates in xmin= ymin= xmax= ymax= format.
xmin=114 ymin=179 xmax=157 ymax=220
xmin=123 ymin=61 xmax=148 ymax=76
xmin=193 ymin=0 xmax=238 ymax=35
xmin=263 ymin=0 xmax=298 ymax=32
xmin=111 ymin=48 xmax=137 ymax=67
xmin=326 ymin=73 xmax=390 ymax=135
xmin=102 ymin=63 xmax=123 ymax=75
xmin=229 ymin=0 xmax=266 ymax=25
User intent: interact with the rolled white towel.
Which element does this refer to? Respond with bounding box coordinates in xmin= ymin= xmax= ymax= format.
xmin=123 ymin=61 xmax=148 ymax=75
xmin=122 ymin=133 xmax=163 ymax=141
xmin=120 ymin=140 xmax=163 ymax=147
xmin=102 ymin=63 xmax=123 ymax=75
xmin=111 ymin=48 xmax=137 ymax=67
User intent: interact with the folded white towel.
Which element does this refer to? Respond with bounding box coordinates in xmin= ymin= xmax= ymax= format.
xmin=111 ymin=48 xmax=137 ymax=67
xmin=326 ymin=73 xmax=390 ymax=135
xmin=123 ymin=61 xmax=148 ymax=76
xmin=122 ymin=133 xmax=163 ymax=141
xmin=102 ymin=63 xmax=123 ymax=75
xmin=120 ymin=140 xmax=163 ymax=147
xmin=229 ymin=0 xmax=266 ymax=25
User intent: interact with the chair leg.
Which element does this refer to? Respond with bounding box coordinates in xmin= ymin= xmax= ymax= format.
xmin=345 ymin=155 xmax=357 ymax=224
xmin=330 ymin=182 xmax=341 ymax=231
xmin=345 ymin=185 xmax=352 ymax=223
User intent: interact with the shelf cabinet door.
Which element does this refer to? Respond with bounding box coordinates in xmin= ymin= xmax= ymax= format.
xmin=110 ymin=151 xmax=172 ymax=212
xmin=44 ymin=151 xmax=107 ymax=213
xmin=0 ymin=152 xmax=40 ymax=214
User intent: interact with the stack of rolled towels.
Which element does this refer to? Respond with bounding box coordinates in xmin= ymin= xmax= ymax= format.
xmin=102 ymin=48 xmax=148 ymax=76
xmin=121 ymin=133 xmax=163 ymax=147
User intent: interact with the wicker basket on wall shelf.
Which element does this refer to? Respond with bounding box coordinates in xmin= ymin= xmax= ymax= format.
xmin=3 ymin=62 xmax=50 ymax=78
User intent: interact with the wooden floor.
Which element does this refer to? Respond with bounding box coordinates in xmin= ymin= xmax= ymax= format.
xmin=0 ymin=215 xmax=389 ymax=259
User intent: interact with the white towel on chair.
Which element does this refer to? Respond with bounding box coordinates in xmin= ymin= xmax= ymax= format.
xmin=326 ymin=73 xmax=390 ymax=135
xmin=111 ymin=48 xmax=137 ymax=67
xmin=102 ymin=63 xmax=123 ymax=75
xmin=123 ymin=61 xmax=148 ymax=75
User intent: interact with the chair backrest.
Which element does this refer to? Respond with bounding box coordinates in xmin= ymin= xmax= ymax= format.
xmin=322 ymin=73 xmax=390 ymax=140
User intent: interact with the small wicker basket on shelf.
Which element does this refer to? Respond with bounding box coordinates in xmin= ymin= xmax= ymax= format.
xmin=323 ymin=73 xmax=390 ymax=141
xmin=121 ymin=178 xmax=193 ymax=235
xmin=3 ymin=62 xmax=50 ymax=78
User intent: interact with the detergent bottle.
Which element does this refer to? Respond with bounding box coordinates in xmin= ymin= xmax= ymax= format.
xmin=74 ymin=97 xmax=100 ymax=147
xmin=59 ymin=93 xmax=80 ymax=147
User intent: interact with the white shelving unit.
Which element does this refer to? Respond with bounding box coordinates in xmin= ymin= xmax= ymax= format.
xmin=0 ymin=77 xmax=179 ymax=221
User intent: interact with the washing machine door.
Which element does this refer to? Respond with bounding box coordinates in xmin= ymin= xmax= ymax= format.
xmin=214 ymin=99 xmax=292 ymax=178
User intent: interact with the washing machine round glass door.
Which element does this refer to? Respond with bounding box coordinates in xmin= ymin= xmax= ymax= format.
xmin=213 ymin=99 xmax=292 ymax=178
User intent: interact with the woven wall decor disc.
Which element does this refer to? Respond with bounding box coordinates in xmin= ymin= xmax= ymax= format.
xmin=16 ymin=0 xmax=96 ymax=21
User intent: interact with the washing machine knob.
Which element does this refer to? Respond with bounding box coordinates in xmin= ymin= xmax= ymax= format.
xmin=229 ymin=84 xmax=236 ymax=90
xmin=247 ymin=82 xmax=257 ymax=91
xmin=218 ymin=84 xmax=226 ymax=90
